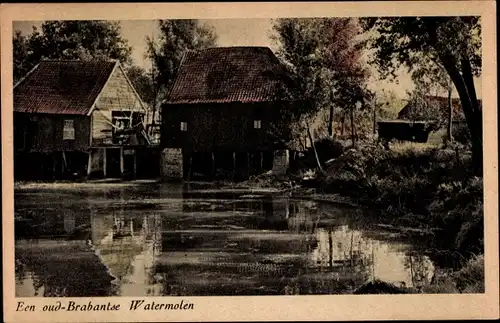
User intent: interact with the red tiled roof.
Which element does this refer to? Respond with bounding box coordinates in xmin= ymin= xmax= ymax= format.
xmin=165 ymin=47 xmax=295 ymax=104
xmin=14 ymin=60 xmax=117 ymax=115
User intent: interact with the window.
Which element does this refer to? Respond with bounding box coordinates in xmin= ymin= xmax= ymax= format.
xmin=63 ymin=120 xmax=75 ymax=140
xmin=111 ymin=111 xmax=143 ymax=144
xmin=254 ymin=120 xmax=262 ymax=129
xmin=180 ymin=122 xmax=188 ymax=131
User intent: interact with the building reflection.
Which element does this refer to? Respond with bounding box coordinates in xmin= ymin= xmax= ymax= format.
xmin=90 ymin=208 xmax=164 ymax=296
xmin=63 ymin=212 xmax=76 ymax=233
xmin=16 ymin=185 xmax=437 ymax=297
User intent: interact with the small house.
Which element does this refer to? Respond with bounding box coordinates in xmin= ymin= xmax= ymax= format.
xmin=397 ymin=95 xmax=467 ymax=121
xmin=378 ymin=95 xmax=480 ymax=144
xmin=14 ymin=59 xmax=154 ymax=180
xmin=161 ymin=46 xmax=298 ymax=180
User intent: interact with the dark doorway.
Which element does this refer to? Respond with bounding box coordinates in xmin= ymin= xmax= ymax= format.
xmin=106 ymin=148 xmax=121 ymax=178
xmin=123 ymin=149 xmax=135 ymax=179
xmin=136 ymin=148 xmax=161 ymax=179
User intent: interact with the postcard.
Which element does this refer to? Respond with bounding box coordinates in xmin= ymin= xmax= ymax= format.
xmin=1 ymin=1 xmax=498 ymax=322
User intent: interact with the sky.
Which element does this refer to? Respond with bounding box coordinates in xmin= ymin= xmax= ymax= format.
xmin=13 ymin=19 xmax=482 ymax=99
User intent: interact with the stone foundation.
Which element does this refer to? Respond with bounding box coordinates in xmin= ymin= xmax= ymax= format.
xmin=272 ymin=149 xmax=289 ymax=176
xmin=89 ymin=148 xmax=105 ymax=175
xmin=161 ymin=148 xmax=183 ymax=180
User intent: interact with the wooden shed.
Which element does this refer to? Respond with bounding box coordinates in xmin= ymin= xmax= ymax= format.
xmin=377 ymin=120 xmax=437 ymax=143
xmin=161 ymin=46 xmax=297 ymax=180
xmin=14 ymin=59 xmax=154 ymax=180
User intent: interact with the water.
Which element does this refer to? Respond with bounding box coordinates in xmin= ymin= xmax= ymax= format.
xmin=14 ymin=182 xmax=438 ymax=297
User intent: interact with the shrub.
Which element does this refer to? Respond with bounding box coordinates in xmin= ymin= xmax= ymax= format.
xmin=314 ymin=138 xmax=345 ymax=161
xmin=292 ymin=138 xmax=345 ymax=171
xmin=452 ymin=122 xmax=471 ymax=145
xmin=316 ymin=141 xmax=483 ymax=260
xmin=454 ymin=254 xmax=484 ymax=293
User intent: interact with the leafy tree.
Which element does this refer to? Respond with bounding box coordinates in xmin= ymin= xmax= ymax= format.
xmin=145 ymin=19 xmax=217 ymax=131
xmin=319 ymin=18 xmax=372 ymax=139
xmin=361 ymin=17 xmax=482 ymax=174
xmin=411 ymin=60 xmax=455 ymax=142
xmin=125 ymin=65 xmax=155 ymax=106
xmin=146 ymin=20 xmax=217 ymax=94
xmin=271 ymin=19 xmax=326 ymax=113
xmin=332 ymin=75 xmax=373 ymax=144
xmin=13 ymin=20 xmax=133 ymax=83
xmin=13 ymin=30 xmax=32 ymax=83
xmin=271 ymin=18 xmax=371 ymax=148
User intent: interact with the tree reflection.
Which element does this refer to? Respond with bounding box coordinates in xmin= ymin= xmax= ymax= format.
xmin=404 ymin=252 xmax=434 ymax=289
xmin=289 ymin=201 xmax=374 ymax=293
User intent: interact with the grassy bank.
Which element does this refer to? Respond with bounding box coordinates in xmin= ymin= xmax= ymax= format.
xmin=304 ymin=140 xmax=484 ymax=293
xmin=314 ymin=141 xmax=483 ymax=260
xmin=354 ymin=254 xmax=484 ymax=294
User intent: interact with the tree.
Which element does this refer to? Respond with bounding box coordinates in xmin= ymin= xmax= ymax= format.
xmin=125 ymin=65 xmax=155 ymax=106
xmin=333 ymin=76 xmax=373 ymax=145
xmin=146 ymin=20 xmax=217 ymax=94
xmin=319 ymin=18 xmax=371 ymax=139
xmin=271 ymin=18 xmax=371 ymax=149
xmin=412 ymin=60 xmax=455 ymax=142
xmin=13 ymin=21 xmax=133 ymax=83
xmin=361 ymin=17 xmax=482 ymax=174
xmin=271 ymin=18 xmax=332 ymax=171
xmin=13 ymin=30 xmax=32 ymax=82
xmin=144 ymin=20 xmax=217 ymax=133
xmin=271 ymin=19 xmax=326 ymax=114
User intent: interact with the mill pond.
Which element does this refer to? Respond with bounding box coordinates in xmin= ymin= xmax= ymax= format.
xmin=14 ymin=182 xmax=453 ymax=297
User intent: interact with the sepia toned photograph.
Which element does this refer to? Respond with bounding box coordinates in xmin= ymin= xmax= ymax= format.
xmin=12 ymin=15 xmax=486 ymax=297
xmin=2 ymin=2 xmax=498 ymax=322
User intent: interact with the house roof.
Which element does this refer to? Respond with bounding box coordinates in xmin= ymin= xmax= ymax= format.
xmin=398 ymin=95 xmax=482 ymax=121
xmin=14 ymin=60 xmax=118 ymax=115
xmin=165 ymin=46 xmax=296 ymax=105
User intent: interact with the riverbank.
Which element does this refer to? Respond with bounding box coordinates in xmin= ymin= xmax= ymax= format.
xmin=354 ymin=253 xmax=484 ymax=294
xmin=249 ymin=142 xmax=482 ymax=251
xmin=234 ymin=140 xmax=485 ymax=293
xmin=13 ymin=141 xmax=484 ymax=294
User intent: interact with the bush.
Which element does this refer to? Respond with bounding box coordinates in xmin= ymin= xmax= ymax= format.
xmin=452 ymin=122 xmax=471 ymax=145
xmin=291 ymin=138 xmax=345 ymax=172
xmin=454 ymin=254 xmax=484 ymax=293
xmin=313 ymin=138 xmax=345 ymax=162
xmin=317 ymin=142 xmax=483 ymax=261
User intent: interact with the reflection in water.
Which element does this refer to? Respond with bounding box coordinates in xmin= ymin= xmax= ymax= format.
xmin=15 ymin=184 xmax=436 ymax=296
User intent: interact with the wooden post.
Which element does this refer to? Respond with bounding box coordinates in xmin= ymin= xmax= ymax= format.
xmin=62 ymin=151 xmax=67 ymax=173
xmin=246 ymin=152 xmax=250 ymax=179
xmin=211 ymin=152 xmax=215 ymax=179
xmin=328 ymin=229 xmax=333 ymax=269
xmin=328 ymin=103 xmax=334 ymax=138
xmin=52 ymin=153 xmax=56 ymax=180
xmin=232 ymin=152 xmax=236 ymax=181
xmin=133 ymin=149 xmax=137 ymax=179
xmin=87 ymin=150 xmax=92 ymax=177
xmin=120 ymin=147 xmax=124 ymax=177
xmin=187 ymin=154 xmax=193 ymax=181
xmin=259 ymin=151 xmax=263 ymax=172
xmin=103 ymin=148 xmax=107 ymax=177
xmin=306 ymin=121 xmax=323 ymax=173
